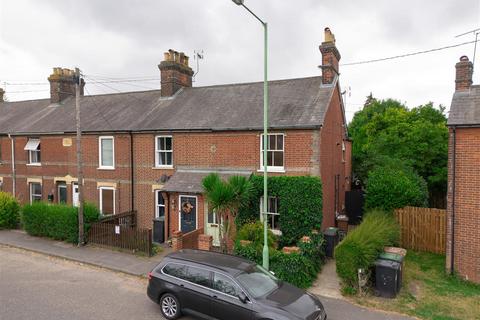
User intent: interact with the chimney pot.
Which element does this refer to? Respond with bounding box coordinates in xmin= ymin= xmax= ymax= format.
xmin=319 ymin=27 xmax=341 ymax=84
xmin=455 ymin=55 xmax=473 ymax=91
xmin=159 ymin=49 xmax=194 ymax=97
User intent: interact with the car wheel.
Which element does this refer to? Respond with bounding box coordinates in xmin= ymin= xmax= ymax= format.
xmin=159 ymin=293 xmax=181 ymax=319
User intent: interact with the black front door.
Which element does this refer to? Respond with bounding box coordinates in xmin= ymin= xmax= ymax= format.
xmin=180 ymin=196 xmax=197 ymax=233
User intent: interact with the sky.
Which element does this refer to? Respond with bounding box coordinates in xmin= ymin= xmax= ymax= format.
xmin=1 ymin=0 xmax=479 ymax=122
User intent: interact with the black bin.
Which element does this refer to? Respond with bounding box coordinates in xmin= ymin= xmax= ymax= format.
xmin=379 ymin=252 xmax=404 ymax=292
xmin=153 ymin=217 xmax=165 ymax=243
xmin=323 ymin=227 xmax=339 ymax=258
xmin=374 ymin=259 xmax=400 ymax=298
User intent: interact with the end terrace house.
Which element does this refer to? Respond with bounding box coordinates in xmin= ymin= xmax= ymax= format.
xmin=0 ymin=28 xmax=351 ymax=246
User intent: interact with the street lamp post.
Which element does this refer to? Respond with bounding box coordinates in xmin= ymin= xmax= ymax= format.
xmin=231 ymin=0 xmax=269 ymax=270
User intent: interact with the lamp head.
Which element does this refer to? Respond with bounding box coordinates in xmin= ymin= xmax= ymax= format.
xmin=232 ymin=0 xmax=244 ymax=5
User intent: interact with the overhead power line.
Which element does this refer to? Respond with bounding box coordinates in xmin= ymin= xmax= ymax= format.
xmin=341 ymin=39 xmax=480 ymax=66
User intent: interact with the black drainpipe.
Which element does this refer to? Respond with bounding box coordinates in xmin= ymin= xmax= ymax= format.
xmin=129 ymin=132 xmax=135 ymax=213
xmin=166 ymin=192 xmax=170 ymax=239
xmin=450 ymin=127 xmax=457 ymax=275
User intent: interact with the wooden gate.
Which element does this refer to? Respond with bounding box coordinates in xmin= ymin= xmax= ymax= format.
xmin=394 ymin=206 xmax=446 ymax=254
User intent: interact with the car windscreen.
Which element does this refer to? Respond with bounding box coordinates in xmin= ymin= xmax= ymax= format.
xmin=235 ymin=265 xmax=279 ymax=299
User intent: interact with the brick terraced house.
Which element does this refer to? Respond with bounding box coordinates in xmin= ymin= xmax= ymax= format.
xmin=0 ymin=28 xmax=351 ymax=246
xmin=446 ymin=55 xmax=480 ymax=283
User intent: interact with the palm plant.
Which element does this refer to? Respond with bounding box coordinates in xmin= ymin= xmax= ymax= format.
xmin=202 ymin=173 xmax=252 ymax=253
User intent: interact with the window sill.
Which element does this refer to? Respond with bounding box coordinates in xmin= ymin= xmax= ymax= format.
xmin=258 ymin=167 xmax=286 ymax=173
xmin=152 ymin=165 xmax=174 ymax=170
xmin=97 ymin=167 xmax=115 ymax=170
xmin=27 ymin=163 xmax=41 ymax=167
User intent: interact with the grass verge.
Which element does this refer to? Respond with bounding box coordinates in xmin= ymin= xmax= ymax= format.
xmin=350 ymin=251 xmax=480 ymax=320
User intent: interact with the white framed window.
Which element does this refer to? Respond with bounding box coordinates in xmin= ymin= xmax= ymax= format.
xmin=99 ymin=187 xmax=115 ymax=215
xmin=342 ymin=141 xmax=346 ymax=163
xmin=155 ymin=190 xmax=165 ymax=219
xmin=260 ymin=133 xmax=284 ymax=172
xmin=155 ymin=136 xmax=173 ymax=168
xmin=260 ymin=196 xmax=280 ymax=234
xmin=24 ymin=138 xmax=41 ymax=165
xmin=99 ymin=136 xmax=114 ymax=169
xmin=30 ymin=182 xmax=42 ymax=203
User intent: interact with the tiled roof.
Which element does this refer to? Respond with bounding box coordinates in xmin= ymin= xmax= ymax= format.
xmin=448 ymin=85 xmax=480 ymax=126
xmin=0 ymin=76 xmax=335 ymax=134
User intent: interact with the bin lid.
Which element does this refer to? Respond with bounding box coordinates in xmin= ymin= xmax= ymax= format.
xmin=374 ymin=259 xmax=400 ymax=269
xmin=384 ymin=246 xmax=407 ymax=257
xmin=323 ymin=227 xmax=339 ymax=236
xmin=379 ymin=252 xmax=404 ymax=263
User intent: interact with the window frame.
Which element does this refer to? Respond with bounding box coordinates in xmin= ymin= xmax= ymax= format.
xmin=260 ymin=196 xmax=281 ymax=235
xmin=155 ymin=135 xmax=173 ymax=168
xmin=98 ymin=136 xmax=115 ymax=170
xmin=25 ymin=138 xmax=41 ymax=166
xmin=155 ymin=190 xmax=165 ymax=219
xmin=30 ymin=182 xmax=42 ymax=204
xmin=99 ymin=186 xmax=116 ymax=215
xmin=57 ymin=183 xmax=67 ymax=204
xmin=259 ymin=133 xmax=285 ymax=172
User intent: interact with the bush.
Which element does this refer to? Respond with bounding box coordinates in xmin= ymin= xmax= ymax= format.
xmin=22 ymin=202 xmax=99 ymax=243
xmin=365 ymin=164 xmax=428 ymax=212
xmin=335 ymin=209 xmax=400 ymax=291
xmin=237 ymin=176 xmax=323 ymax=246
xmin=234 ymin=230 xmax=325 ymax=289
xmin=236 ymin=221 xmax=277 ymax=251
xmin=0 ymin=192 xmax=20 ymax=229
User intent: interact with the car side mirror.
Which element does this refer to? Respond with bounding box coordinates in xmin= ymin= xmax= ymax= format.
xmin=238 ymin=291 xmax=248 ymax=304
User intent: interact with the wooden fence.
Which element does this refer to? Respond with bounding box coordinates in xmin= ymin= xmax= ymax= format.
xmin=394 ymin=206 xmax=446 ymax=254
xmin=87 ymin=220 xmax=152 ymax=256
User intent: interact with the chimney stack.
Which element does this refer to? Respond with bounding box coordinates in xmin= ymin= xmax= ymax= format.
xmin=159 ymin=49 xmax=194 ymax=97
xmin=48 ymin=67 xmax=85 ymax=104
xmin=319 ymin=27 xmax=341 ymax=85
xmin=455 ymin=56 xmax=473 ymax=91
xmin=0 ymin=88 xmax=4 ymax=102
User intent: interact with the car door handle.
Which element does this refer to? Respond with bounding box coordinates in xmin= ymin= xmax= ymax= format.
xmin=212 ymin=295 xmax=218 ymax=299
xmin=179 ymin=283 xmax=184 ymax=287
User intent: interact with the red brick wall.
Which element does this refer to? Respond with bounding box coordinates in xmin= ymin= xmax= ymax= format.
xmin=446 ymin=127 xmax=480 ymax=283
xmin=319 ymin=86 xmax=350 ymax=229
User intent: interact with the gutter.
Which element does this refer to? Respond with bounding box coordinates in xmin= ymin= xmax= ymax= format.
xmin=8 ymin=134 xmax=16 ymax=197
xmin=450 ymin=127 xmax=457 ymax=275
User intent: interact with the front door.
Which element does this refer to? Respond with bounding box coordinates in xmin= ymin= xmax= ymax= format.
xmin=206 ymin=206 xmax=221 ymax=247
xmin=179 ymin=195 xmax=197 ymax=233
xmin=72 ymin=183 xmax=79 ymax=207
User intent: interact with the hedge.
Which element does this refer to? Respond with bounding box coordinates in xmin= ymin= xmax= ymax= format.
xmin=0 ymin=192 xmax=20 ymax=229
xmin=365 ymin=164 xmax=428 ymax=212
xmin=234 ymin=226 xmax=325 ymax=288
xmin=237 ymin=176 xmax=323 ymax=246
xmin=335 ymin=209 xmax=400 ymax=292
xmin=22 ymin=202 xmax=99 ymax=243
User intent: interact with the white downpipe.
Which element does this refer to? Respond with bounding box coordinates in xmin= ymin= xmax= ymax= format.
xmin=8 ymin=134 xmax=16 ymax=197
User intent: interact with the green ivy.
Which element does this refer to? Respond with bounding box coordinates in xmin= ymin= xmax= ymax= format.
xmin=22 ymin=202 xmax=99 ymax=243
xmin=237 ymin=176 xmax=323 ymax=246
xmin=0 ymin=192 xmax=20 ymax=229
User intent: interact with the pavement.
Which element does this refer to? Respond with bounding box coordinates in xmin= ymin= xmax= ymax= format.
xmin=308 ymin=258 xmax=343 ymax=299
xmin=1 ymin=245 xmax=414 ymax=320
xmin=0 ymin=229 xmax=170 ymax=277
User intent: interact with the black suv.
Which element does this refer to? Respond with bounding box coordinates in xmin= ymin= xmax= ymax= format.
xmin=147 ymin=249 xmax=326 ymax=320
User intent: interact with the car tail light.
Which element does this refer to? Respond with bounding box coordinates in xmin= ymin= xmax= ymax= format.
xmin=147 ymin=272 xmax=153 ymax=280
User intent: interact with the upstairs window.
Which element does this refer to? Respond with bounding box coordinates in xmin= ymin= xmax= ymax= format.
xmin=25 ymin=138 xmax=41 ymax=165
xmin=99 ymin=136 xmax=114 ymax=169
xmin=155 ymin=136 xmax=173 ymax=167
xmin=260 ymin=134 xmax=284 ymax=171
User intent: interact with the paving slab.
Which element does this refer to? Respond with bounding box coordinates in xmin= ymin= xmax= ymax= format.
xmin=309 ymin=258 xmax=343 ymax=299
xmin=0 ymin=229 xmax=170 ymax=277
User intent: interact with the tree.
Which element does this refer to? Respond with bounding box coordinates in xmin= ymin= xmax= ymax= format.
xmin=349 ymin=97 xmax=448 ymax=207
xmin=202 ymin=173 xmax=252 ymax=253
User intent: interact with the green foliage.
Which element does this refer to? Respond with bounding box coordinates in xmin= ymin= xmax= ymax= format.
xmin=236 ymin=221 xmax=277 ymax=251
xmin=335 ymin=209 xmax=400 ymax=291
xmin=22 ymin=202 xmax=99 ymax=243
xmin=237 ymin=175 xmax=323 ymax=246
xmin=365 ymin=163 xmax=428 ymax=211
xmin=0 ymin=192 xmax=20 ymax=229
xmin=349 ymin=98 xmax=448 ymax=204
xmin=202 ymin=173 xmax=253 ymax=253
xmin=234 ymin=229 xmax=325 ymax=289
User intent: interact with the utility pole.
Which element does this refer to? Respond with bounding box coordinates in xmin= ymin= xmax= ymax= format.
xmin=75 ymin=67 xmax=85 ymax=246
